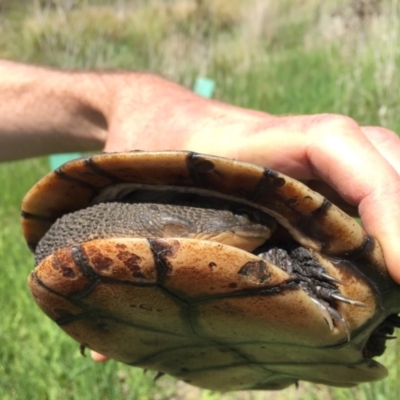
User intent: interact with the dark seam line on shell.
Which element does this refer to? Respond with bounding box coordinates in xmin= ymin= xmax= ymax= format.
xmin=187 ymin=280 xmax=299 ymax=303
xmin=147 ymin=238 xmax=174 ymax=284
xmin=30 ymin=271 xmax=75 ymax=303
xmin=157 ymin=284 xmax=192 ymax=303
xmin=54 ymin=167 xmax=100 ymax=191
xmin=30 ymin=270 xmax=105 ymax=308
xmin=292 ymin=198 xmax=332 ymax=241
xmin=56 ymin=311 xmax=188 ymax=337
xmin=186 ymin=152 xmax=222 ymax=188
xmin=85 ymin=156 xmax=124 ymax=183
xmin=328 ymin=236 xmax=380 ymax=270
xmin=312 ymin=198 xmax=332 ymax=217
xmin=71 ymin=246 xmax=99 ymax=279
xmin=62 ymin=277 xmax=300 ymax=303
xmin=20 ymin=211 xmax=57 ymax=222
xmin=69 ymin=281 xmax=100 ymax=301
xmin=340 ymin=236 xmax=373 ymax=260
xmin=186 ymin=152 xmax=203 ymax=187
xmin=68 ymin=246 xmax=101 ymax=300
xmin=290 ymin=198 xmax=332 ymax=229
xmin=97 ymin=277 xmax=156 ymax=288
xmin=55 ymin=309 xmax=103 ymax=325
xmin=133 ymin=326 xmax=263 ymax=369
xmin=250 ymin=173 xmax=269 ymax=203
xmin=264 ymin=168 xmax=283 ymax=183
xmin=156 ymin=359 xmax=367 ymax=373
xmin=186 ymin=302 xmax=200 ymax=338
xmin=329 ymin=236 xmax=392 ymax=300
xmin=133 ymin=360 xmax=300 ymax=381
xmin=224 ymin=344 xmax=268 ymax=371
xmin=250 ymin=168 xmax=285 ymax=203
xmin=151 ymin=279 xmax=299 ymax=304
xmin=131 ymin=338 xmax=325 ymax=364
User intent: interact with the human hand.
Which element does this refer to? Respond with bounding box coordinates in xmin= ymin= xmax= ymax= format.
xmin=100 ymin=74 xmax=400 ymax=285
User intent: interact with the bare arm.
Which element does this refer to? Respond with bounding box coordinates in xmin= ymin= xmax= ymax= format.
xmin=0 ymin=59 xmax=263 ymax=160
xmin=1 ymin=59 xmax=400 ymax=286
xmin=0 ymin=60 xmax=109 ymax=159
xmin=0 ymin=59 xmax=278 ymax=161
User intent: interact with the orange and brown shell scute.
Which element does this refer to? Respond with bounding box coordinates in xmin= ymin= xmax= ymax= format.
xmin=22 ymin=151 xmax=400 ymax=391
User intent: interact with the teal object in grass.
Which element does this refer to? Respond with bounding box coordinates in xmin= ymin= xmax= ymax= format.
xmin=194 ymin=77 xmax=215 ymax=98
xmin=49 ymin=152 xmax=82 ymax=170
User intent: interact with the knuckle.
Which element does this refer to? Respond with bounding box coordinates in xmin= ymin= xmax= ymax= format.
xmin=309 ymin=113 xmax=359 ymax=134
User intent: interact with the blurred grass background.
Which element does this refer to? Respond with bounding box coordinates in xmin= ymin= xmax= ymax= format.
xmin=1 ymin=0 xmax=400 ymax=399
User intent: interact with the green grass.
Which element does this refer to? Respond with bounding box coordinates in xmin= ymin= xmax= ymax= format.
xmin=1 ymin=0 xmax=400 ymax=399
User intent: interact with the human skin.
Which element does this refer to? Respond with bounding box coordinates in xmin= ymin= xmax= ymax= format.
xmin=1 ymin=60 xmax=400 ymax=283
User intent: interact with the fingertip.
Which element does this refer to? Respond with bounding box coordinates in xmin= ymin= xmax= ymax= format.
xmin=91 ymin=351 xmax=109 ymax=362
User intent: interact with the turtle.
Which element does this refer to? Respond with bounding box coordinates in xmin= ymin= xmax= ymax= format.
xmin=21 ymin=150 xmax=400 ymax=391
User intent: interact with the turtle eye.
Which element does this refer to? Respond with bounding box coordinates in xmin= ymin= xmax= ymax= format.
xmin=234 ymin=213 xmax=251 ymax=224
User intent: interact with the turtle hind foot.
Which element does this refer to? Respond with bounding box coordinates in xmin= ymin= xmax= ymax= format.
xmin=258 ymin=245 xmax=365 ymax=340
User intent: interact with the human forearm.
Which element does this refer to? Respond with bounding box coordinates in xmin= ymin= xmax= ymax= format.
xmin=0 ymin=60 xmax=112 ymax=160
xmin=0 ymin=59 xmax=259 ymax=161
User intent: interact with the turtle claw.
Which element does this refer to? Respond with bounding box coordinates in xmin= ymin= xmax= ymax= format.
xmin=313 ymin=285 xmax=365 ymax=308
xmin=309 ymin=297 xmax=334 ymax=331
xmin=310 ymin=296 xmax=351 ymax=341
xmin=328 ymin=306 xmax=351 ymax=341
xmin=307 ymin=265 xmax=344 ymax=285
xmin=318 ymin=272 xmax=344 ymax=286
xmin=330 ymin=293 xmax=366 ymax=308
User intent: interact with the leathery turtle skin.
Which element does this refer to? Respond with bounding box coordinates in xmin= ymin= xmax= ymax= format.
xmin=22 ymin=151 xmax=400 ymax=391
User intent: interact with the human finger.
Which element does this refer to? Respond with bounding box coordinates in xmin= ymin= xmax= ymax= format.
xmin=305 ymin=126 xmax=400 ymax=217
xmin=91 ymin=351 xmax=108 ymax=362
xmin=361 ymin=126 xmax=400 ymax=175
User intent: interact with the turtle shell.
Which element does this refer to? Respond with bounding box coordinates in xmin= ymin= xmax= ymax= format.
xmin=22 ymin=151 xmax=400 ymax=391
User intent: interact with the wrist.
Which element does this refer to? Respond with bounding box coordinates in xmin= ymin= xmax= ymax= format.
xmin=101 ymin=72 xmax=271 ymax=156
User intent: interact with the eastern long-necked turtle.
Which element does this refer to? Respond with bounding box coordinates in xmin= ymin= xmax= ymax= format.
xmin=22 ymin=151 xmax=400 ymax=391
